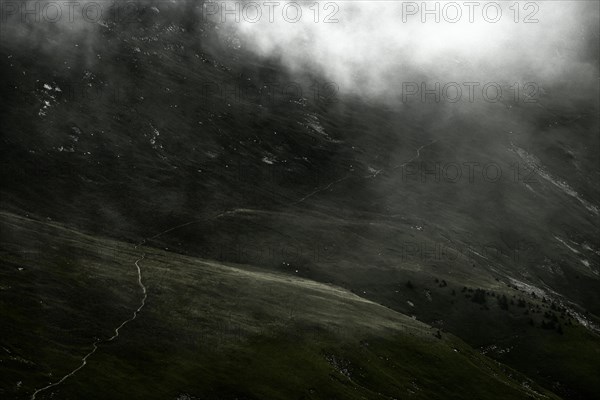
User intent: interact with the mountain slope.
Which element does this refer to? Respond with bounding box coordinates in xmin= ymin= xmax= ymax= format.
xmin=0 ymin=211 xmax=559 ymax=400
xmin=1 ymin=2 xmax=599 ymax=399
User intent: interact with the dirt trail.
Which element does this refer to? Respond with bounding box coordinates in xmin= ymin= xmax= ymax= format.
xmin=30 ymin=254 xmax=148 ymax=399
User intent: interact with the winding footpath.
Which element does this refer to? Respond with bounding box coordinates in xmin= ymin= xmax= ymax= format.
xmin=28 ymin=214 xmax=232 ymax=399
xmin=30 ymin=253 xmax=148 ymax=399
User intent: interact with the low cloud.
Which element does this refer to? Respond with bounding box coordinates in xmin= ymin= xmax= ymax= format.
xmin=215 ymin=1 xmax=599 ymax=100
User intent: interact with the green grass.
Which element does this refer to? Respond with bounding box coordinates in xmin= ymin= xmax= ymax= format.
xmin=0 ymin=211 xmax=561 ymax=399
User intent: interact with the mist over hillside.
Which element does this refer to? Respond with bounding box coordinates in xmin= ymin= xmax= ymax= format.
xmin=1 ymin=1 xmax=599 ymax=399
xmin=219 ymin=1 xmax=598 ymax=92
